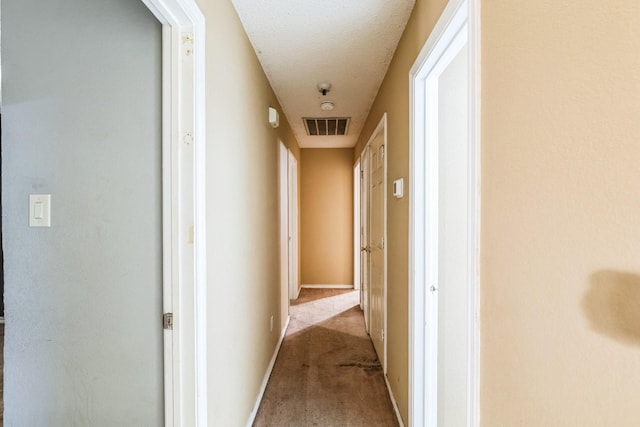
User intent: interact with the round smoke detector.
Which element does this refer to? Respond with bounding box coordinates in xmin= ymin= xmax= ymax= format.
xmin=320 ymin=101 xmax=335 ymax=111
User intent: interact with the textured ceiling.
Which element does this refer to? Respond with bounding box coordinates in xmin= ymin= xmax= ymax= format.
xmin=231 ymin=0 xmax=415 ymax=148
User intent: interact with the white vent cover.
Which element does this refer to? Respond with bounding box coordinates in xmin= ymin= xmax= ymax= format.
xmin=303 ymin=117 xmax=350 ymax=136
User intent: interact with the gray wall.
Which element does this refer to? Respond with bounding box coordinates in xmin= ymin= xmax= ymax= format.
xmin=2 ymin=0 xmax=163 ymax=424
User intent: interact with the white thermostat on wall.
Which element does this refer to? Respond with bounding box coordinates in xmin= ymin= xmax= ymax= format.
xmin=392 ymin=178 xmax=404 ymax=199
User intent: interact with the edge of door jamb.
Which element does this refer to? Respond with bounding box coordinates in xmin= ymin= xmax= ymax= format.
xmin=141 ymin=1 xmax=207 ymax=426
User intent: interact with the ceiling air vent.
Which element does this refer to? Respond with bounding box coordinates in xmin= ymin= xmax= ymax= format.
xmin=303 ymin=117 xmax=350 ymax=136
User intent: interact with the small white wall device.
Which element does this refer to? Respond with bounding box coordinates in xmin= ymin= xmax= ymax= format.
xmin=393 ymin=178 xmax=404 ymax=199
xmin=268 ymin=107 xmax=280 ymax=128
xmin=29 ymin=194 xmax=51 ymax=227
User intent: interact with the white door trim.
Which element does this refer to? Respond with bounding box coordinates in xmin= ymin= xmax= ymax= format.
xmin=140 ymin=1 xmax=207 ymax=426
xmin=360 ymin=145 xmax=371 ymax=332
xmin=408 ymin=0 xmax=480 ymax=426
xmin=279 ymin=142 xmax=290 ymax=329
xmin=287 ymin=150 xmax=299 ymax=300
xmin=353 ymin=160 xmax=361 ymax=293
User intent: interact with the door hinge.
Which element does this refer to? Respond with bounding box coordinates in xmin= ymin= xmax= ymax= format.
xmin=360 ymin=170 xmax=364 ymax=179
xmin=381 ymin=237 xmax=385 ymax=249
xmin=163 ymin=313 xmax=174 ymax=330
xmin=183 ymin=132 xmax=194 ymax=146
xmin=381 ymin=329 xmax=385 ymax=341
xmin=182 ymin=33 xmax=194 ymax=57
xmin=381 ymin=145 xmax=385 ymax=158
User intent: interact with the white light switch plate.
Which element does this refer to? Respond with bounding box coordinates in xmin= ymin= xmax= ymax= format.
xmin=29 ymin=194 xmax=51 ymax=227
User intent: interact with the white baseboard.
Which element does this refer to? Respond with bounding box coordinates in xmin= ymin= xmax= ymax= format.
xmin=385 ymin=375 xmax=405 ymax=427
xmin=246 ymin=315 xmax=290 ymax=427
xmin=301 ymin=284 xmax=354 ymax=289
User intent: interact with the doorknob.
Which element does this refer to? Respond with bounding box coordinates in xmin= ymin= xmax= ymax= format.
xmin=430 ymin=285 xmax=438 ymax=293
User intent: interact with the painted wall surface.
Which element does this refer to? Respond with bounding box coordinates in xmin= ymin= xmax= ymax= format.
xmin=481 ymin=0 xmax=640 ymax=425
xmin=300 ymin=148 xmax=354 ymax=285
xmin=2 ymin=0 xmax=164 ymax=423
xmin=195 ymin=0 xmax=301 ymax=424
xmin=354 ymin=0 xmax=449 ymax=422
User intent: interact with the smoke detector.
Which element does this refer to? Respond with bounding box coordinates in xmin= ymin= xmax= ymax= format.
xmin=320 ymin=101 xmax=335 ymax=111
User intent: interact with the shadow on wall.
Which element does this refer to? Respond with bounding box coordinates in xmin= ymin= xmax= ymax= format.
xmin=583 ymin=270 xmax=640 ymax=348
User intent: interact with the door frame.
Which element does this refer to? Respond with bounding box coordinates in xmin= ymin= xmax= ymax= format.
xmin=353 ymin=160 xmax=361 ymax=293
xmin=361 ymin=114 xmax=388 ymax=372
xmin=359 ymin=145 xmax=371 ymax=332
xmin=287 ymin=149 xmax=299 ymax=300
xmin=141 ymin=1 xmax=207 ymax=426
xmin=278 ymin=142 xmax=290 ymax=329
xmin=408 ymin=0 xmax=480 ymax=426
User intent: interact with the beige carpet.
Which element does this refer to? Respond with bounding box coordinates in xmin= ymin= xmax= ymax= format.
xmin=253 ymin=289 xmax=399 ymax=427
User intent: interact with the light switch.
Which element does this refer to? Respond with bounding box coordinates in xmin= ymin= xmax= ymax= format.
xmin=34 ymin=202 xmax=44 ymax=219
xmin=29 ymin=194 xmax=51 ymax=227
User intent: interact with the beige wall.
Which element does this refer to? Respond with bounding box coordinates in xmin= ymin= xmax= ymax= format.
xmin=357 ymin=0 xmax=640 ymax=425
xmin=300 ymin=148 xmax=354 ymax=285
xmin=196 ymin=0 xmax=300 ymax=424
xmin=355 ymin=0 xmax=448 ymax=422
xmin=481 ymin=0 xmax=640 ymax=425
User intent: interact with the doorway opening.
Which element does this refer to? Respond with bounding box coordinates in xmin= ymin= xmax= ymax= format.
xmin=409 ymin=0 xmax=480 ymax=425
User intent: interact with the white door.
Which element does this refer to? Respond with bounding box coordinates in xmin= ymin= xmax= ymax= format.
xmin=287 ymin=150 xmax=299 ymax=300
xmin=433 ymin=41 xmax=470 ymax=427
xmin=360 ymin=147 xmax=371 ymax=331
xmin=368 ymin=127 xmax=386 ymax=370
xmin=279 ymin=142 xmax=290 ymax=329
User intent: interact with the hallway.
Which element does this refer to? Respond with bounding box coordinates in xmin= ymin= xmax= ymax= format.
xmin=253 ymin=289 xmax=399 ymax=426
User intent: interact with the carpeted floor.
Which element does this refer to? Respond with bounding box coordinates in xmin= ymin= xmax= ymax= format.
xmin=253 ymin=289 xmax=399 ymax=427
